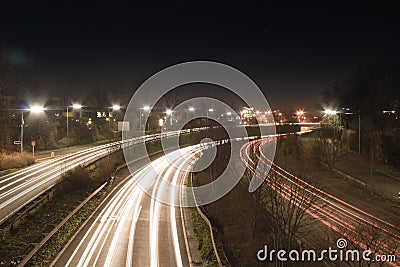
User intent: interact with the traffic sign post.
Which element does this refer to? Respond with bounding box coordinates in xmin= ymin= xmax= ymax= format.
xmin=31 ymin=140 xmax=36 ymax=157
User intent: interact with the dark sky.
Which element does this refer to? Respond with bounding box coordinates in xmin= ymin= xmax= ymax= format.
xmin=1 ymin=2 xmax=399 ymax=111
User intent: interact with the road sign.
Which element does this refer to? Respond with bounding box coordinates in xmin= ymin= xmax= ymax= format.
xmin=31 ymin=140 xmax=36 ymax=157
xmin=14 ymin=140 xmax=21 ymax=145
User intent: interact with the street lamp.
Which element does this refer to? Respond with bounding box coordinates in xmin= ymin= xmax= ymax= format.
xmin=20 ymin=106 xmax=44 ymax=153
xmin=207 ymin=108 xmax=214 ymax=118
xmin=187 ymin=107 xmax=194 ymax=120
xmin=165 ymin=109 xmax=174 ymax=126
xmin=140 ymin=106 xmax=151 ymax=130
xmin=112 ymin=104 xmax=121 ymax=111
xmin=67 ymin=104 xmax=82 ymax=148
xmin=324 ymin=109 xmax=337 ymax=115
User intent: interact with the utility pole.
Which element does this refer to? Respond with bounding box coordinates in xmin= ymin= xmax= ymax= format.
xmin=66 ymin=106 xmax=69 ymax=148
xmin=358 ymin=113 xmax=361 ymax=155
xmin=20 ymin=111 xmax=24 ymax=153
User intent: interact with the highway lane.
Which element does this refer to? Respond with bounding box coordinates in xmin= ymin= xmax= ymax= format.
xmin=0 ymin=136 xmax=148 ymax=225
xmin=52 ymin=145 xmax=204 ymax=267
xmin=0 ymin=129 xmax=201 ymax=225
xmin=240 ymin=138 xmax=400 ymax=266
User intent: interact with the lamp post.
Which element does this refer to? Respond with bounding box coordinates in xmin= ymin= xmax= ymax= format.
xmin=67 ymin=104 xmax=82 ymax=148
xmin=20 ymin=111 xmax=24 ymax=153
xmin=166 ymin=109 xmax=173 ymax=126
xmin=109 ymin=104 xmax=121 ymax=130
xmin=358 ymin=113 xmax=361 ymax=154
xmin=187 ymin=107 xmax=194 ymax=120
xmin=19 ymin=106 xmax=44 ymax=153
xmin=139 ymin=106 xmax=151 ymax=130
xmin=207 ymin=108 xmax=214 ymax=118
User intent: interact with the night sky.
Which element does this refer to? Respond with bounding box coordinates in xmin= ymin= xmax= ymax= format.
xmin=1 ymin=2 xmax=399 ymax=111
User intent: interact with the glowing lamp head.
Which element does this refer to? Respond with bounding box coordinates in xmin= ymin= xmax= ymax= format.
xmin=72 ymin=104 xmax=82 ymax=109
xmin=324 ymin=109 xmax=337 ymax=115
xmin=112 ymin=105 xmax=121 ymax=111
xmin=30 ymin=105 xmax=44 ymax=113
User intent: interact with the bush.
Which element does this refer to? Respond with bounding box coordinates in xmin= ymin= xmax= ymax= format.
xmin=382 ymin=132 xmax=400 ymax=168
xmin=0 ymin=152 xmax=35 ymax=170
xmin=57 ymin=167 xmax=95 ymax=192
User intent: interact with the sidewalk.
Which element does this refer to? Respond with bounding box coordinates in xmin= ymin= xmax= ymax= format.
xmin=334 ymin=152 xmax=400 ymax=199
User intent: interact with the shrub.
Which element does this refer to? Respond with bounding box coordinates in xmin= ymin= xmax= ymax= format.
xmin=382 ymin=132 xmax=400 ymax=168
xmin=0 ymin=152 xmax=35 ymax=170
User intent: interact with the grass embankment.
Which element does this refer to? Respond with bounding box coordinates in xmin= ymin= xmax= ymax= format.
xmin=193 ymin=165 xmax=270 ymax=267
xmin=187 ymin=177 xmax=218 ymax=267
xmin=0 ymin=151 xmax=125 ymax=266
xmin=189 ymin=208 xmax=218 ymax=267
xmin=0 ymin=152 xmax=35 ymax=171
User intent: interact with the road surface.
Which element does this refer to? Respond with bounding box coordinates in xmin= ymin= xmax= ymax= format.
xmin=52 ymin=145 xmax=204 ymax=267
xmin=0 ymin=131 xmax=183 ymax=225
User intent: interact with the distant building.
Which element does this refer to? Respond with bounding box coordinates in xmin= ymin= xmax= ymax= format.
xmin=240 ymin=107 xmax=257 ymax=125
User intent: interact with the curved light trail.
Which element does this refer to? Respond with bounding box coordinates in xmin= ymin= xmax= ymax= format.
xmin=240 ymin=137 xmax=400 ymax=266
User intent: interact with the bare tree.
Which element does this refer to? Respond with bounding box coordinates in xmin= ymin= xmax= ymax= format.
xmin=332 ymin=221 xmax=399 ymax=267
xmin=265 ymin=171 xmax=318 ymax=265
xmin=320 ymin=136 xmax=344 ymax=171
xmin=0 ymin=49 xmax=17 ymax=152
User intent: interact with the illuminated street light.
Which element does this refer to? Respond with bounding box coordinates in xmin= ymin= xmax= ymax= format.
xmin=19 ymin=105 xmax=44 ymax=153
xmin=139 ymin=106 xmax=151 ymax=130
xmin=226 ymin=112 xmax=232 ymax=116
xmin=30 ymin=105 xmax=45 ymax=113
xmin=165 ymin=109 xmax=173 ymax=126
xmin=72 ymin=104 xmax=82 ymax=109
xmin=187 ymin=107 xmax=194 ymax=120
xmin=112 ymin=104 xmax=121 ymax=111
xmin=67 ymin=104 xmax=82 ymax=148
xmin=324 ymin=109 xmax=337 ymax=115
xmin=207 ymin=108 xmax=214 ymax=118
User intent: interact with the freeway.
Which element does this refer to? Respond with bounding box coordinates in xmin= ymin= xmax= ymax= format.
xmin=240 ymin=137 xmax=400 ymax=266
xmin=51 ymin=145 xmax=204 ymax=267
xmin=0 ymin=129 xmax=199 ymax=225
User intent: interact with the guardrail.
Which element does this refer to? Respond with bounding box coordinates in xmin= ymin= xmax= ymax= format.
xmin=18 ymin=181 xmax=108 ymax=266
